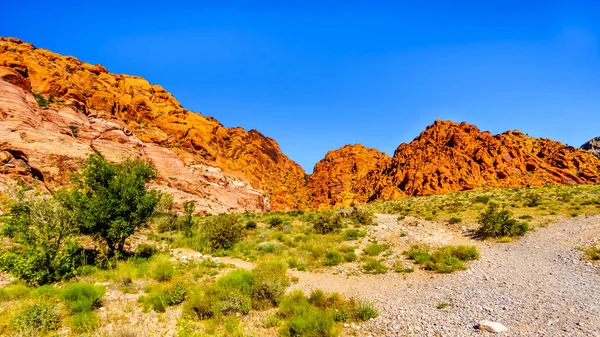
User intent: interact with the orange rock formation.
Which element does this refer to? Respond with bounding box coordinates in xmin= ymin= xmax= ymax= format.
xmin=307 ymin=144 xmax=391 ymax=208
xmin=310 ymin=121 xmax=600 ymax=205
xmin=2 ymin=38 xmax=599 ymax=211
xmin=0 ymin=37 xmax=309 ymax=211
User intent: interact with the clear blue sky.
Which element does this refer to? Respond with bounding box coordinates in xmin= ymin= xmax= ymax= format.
xmin=1 ymin=1 xmax=599 ymax=172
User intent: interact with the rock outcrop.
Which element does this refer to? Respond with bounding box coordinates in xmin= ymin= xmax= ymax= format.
xmin=2 ymin=37 xmax=599 ymax=211
xmin=311 ymin=120 xmax=600 ymax=204
xmin=581 ymin=137 xmax=600 ymax=159
xmin=0 ymin=37 xmax=309 ymax=211
xmin=307 ymin=144 xmax=391 ymax=208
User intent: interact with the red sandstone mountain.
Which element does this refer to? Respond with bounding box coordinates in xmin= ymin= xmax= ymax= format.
xmin=2 ymin=37 xmax=599 ymax=212
xmin=0 ymin=37 xmax=309 ymax=212
xmin=310 ymin=120 xmax=600 ymax=206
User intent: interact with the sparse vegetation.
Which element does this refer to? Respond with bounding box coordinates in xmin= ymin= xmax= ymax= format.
xmin=406 ymin=245 xmax=479 ymax=273
xmin=477 ymin=203 xmax=528 ymax=239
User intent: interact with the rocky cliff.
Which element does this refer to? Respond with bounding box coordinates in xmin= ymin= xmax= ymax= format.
xmin=0 ymin=37 xmax=310 ymax=212
xmin=307 ymin=144 xmax=391 ymax=208
xmin=2 ymin=37 xmax=599 ymax=212
xmin=311 ymin=120 xmax=600 ymax=204
xmin=581 ymin=137 xmax=600 ymax=159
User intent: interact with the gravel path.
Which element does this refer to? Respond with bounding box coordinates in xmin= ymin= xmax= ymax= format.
xmin=293 ymin=215 xmax=600 ymax=336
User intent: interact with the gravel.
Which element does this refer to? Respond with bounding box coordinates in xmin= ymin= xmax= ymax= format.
xmin=294 ymin=215 xmax=600 ymax=336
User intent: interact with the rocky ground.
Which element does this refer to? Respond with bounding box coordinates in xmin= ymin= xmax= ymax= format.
xmin=292 ymin=215 xmax=600 ymax=336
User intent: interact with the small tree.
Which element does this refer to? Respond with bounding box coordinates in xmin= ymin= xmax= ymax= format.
xmin=0 ymin=188 xmax=82 ymax=285
xmin=182 ymin=201 xmax=195 ymax=238
xmin=61 ymin=153 xmax=161 ymax=257
xmin=312 ymin=212 xmax=343 ymax=234
xmin=202 ymin=214 xmax=243 ymax=251
xmin=476 ymin=203 xmax=528 ymax=238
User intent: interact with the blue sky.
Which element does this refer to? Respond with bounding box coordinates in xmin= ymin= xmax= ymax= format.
xmin=1 ymin=1 xmax=599 ymax=172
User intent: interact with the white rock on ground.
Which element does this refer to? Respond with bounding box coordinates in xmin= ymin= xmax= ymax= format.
xmin=478 ymin=320 xmax=508 ymax=333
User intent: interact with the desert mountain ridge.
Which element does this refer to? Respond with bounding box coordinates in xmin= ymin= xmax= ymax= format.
xmin=581 ymin=137 xmax=600 ymax=159
xmin=1 ymin=37 xmax=599 ymax=212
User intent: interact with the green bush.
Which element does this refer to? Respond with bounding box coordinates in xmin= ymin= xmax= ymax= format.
xmin=70 ymin=311 xmax=98 ymax=334
xmin=323 ymin=251 xmax=343 ymax=266
xmin=139 ymin=282 xmax=187 ymax=312
xmin=312 ymin=212 xmax=343 ymax=234
xmin=135 ymin=244 xmax=158 ymax=258
xmin=0 ymin=189 xmax=83 ymax=285
xmin=279 ymin=308 xmax=337 ymax=337
xmin=32 ymin=92 xmax=49 ymax=107
xmin=202 ymin=214 xmax=244 ymax=251
xmin=245 ymin=220 xmax=257 ymax=230
xmin=350 ymin=207 xmax=376 ymax=226
xmin=267 ymin=216 xmax=286 ymax=229
xmin=251 ymin=261 xmax=290 ymax=308
xmin=523 ymin=192 xmax=542 ymax=207
xmin=476 ymin=203 xmax=528 ymax=238
xmin=354 ymin=302 xmax=378 ymax=321
xmin=343 ymin=229 xmax=366 ymax=240
xmin=0 ymin=283 xmax=31 ymax=301
xmin=362 ymin=258 xmax=388 ymax=274
xmin=474 ymin=195 xmax=491 ymax=204
xmin=448 ymin=217 xmax=462 ymax=224
xmin=363 ymin=243 xmax=388 ymax=256
xmin=13 ymin=300 xmax=59 ymax=334
xmin=62 ymin=283 xmax=105 ymax=313
xmin=406 ymin=245 xmax=479 ymax=273
xmin=151 ymin=258 xmax=175 ymax=282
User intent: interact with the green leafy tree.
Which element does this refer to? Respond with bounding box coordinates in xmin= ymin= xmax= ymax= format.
xmin=61 ymin=153 xmax=161 ymax=257
xmin=0 ymin=188 xmax=82 ymax=285
xmin=182 ymin=201 xmax=195 ymax=238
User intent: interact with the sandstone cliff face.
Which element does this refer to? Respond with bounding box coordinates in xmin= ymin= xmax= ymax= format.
xmin=581 ymin=137 xmax=600 ymax=159
xmin=310 ymin=120 xmax=600 ymax=205
xmin=307 ymin=144 xmax=390 ymax=208
xmin=0 ymin=37 xmax=309 ymax=211
xmin=0 ymin=79 xmax=266 ymax=213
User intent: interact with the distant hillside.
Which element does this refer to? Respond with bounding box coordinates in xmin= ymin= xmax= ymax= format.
xmin=581 ymin=137 xmax=600 ymax=159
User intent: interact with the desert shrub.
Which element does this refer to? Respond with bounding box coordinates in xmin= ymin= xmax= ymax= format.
xmin=406 ymin=245 xmax=479 ymax=273
xmin=139 ymin=282 xmax=187 ymax=312
xmin=312 ymin=212 xmax=343 ymax=234
xmin=393 ymin=263 xmax=414 ymax=273
xmin=135 ymin=244 xmax=158 ymax=258
xmin=278 ymin=290 xmax=377 ymax=337
xmin=151 ymin=258 xmax=175 ymax=282
xmin=344 ymin=251 xmax=357 ymax=262
xmin=351 ymin=207 xmax=376 ymax=226
xmin=251 ymin=261 xmax=290 ymax=308
xmin=354 ymin=302 xmax=378 ymax=321
xmin=362 ymin=258 xmax=388 ymax=274
xmin=323 ymin=251 xmax=343 ymax=266
xmin=13 ymin=300 xmax=60 ymax=334
xmin=474 ymin=195 xmax=491 ymax=204
xmin=267 ymin=216 xmax=286 ymax=229
xmin=523 ymin=192 xmax=542 ymax=207
xmin=182 ymin=288 xmax=218 ymax=320
xmin=59 ymin=153 xmax=161 ymax=257
xmin=258 ymin=241 xmax=283 ymax=254
xmin=280 ymin=308 xmax=337 ymax=337
xmin=70 ymin=311 xmax=99 ymax=334
xmin=476 ymin=203 xmax=528 ymax=238
xmin=343 ymin=229 xmax=366 ymax=240
xmin=448 ymin=217 xmax=462 ymax=224
xmin=245 ymin=220 xmax=257 ymax=230
xmin=62 ymin=283 xmax=105 ymax=313
xmin=202 ymin=214 xmax=244 ymax=251
xmin=32 ymin=285 xmax=62 ymax=298
xmin=32 ymin=92 xmax=49 ymax=107
xmin=583 ymin=247 xmax=600 ymax=261
xmin=0 ymin=283 xmax=31 ymax=301
xmin=363 ymin=243 xmax=388 ymax=256
xmin=263 ymin=314 xmax=281 ymax=328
